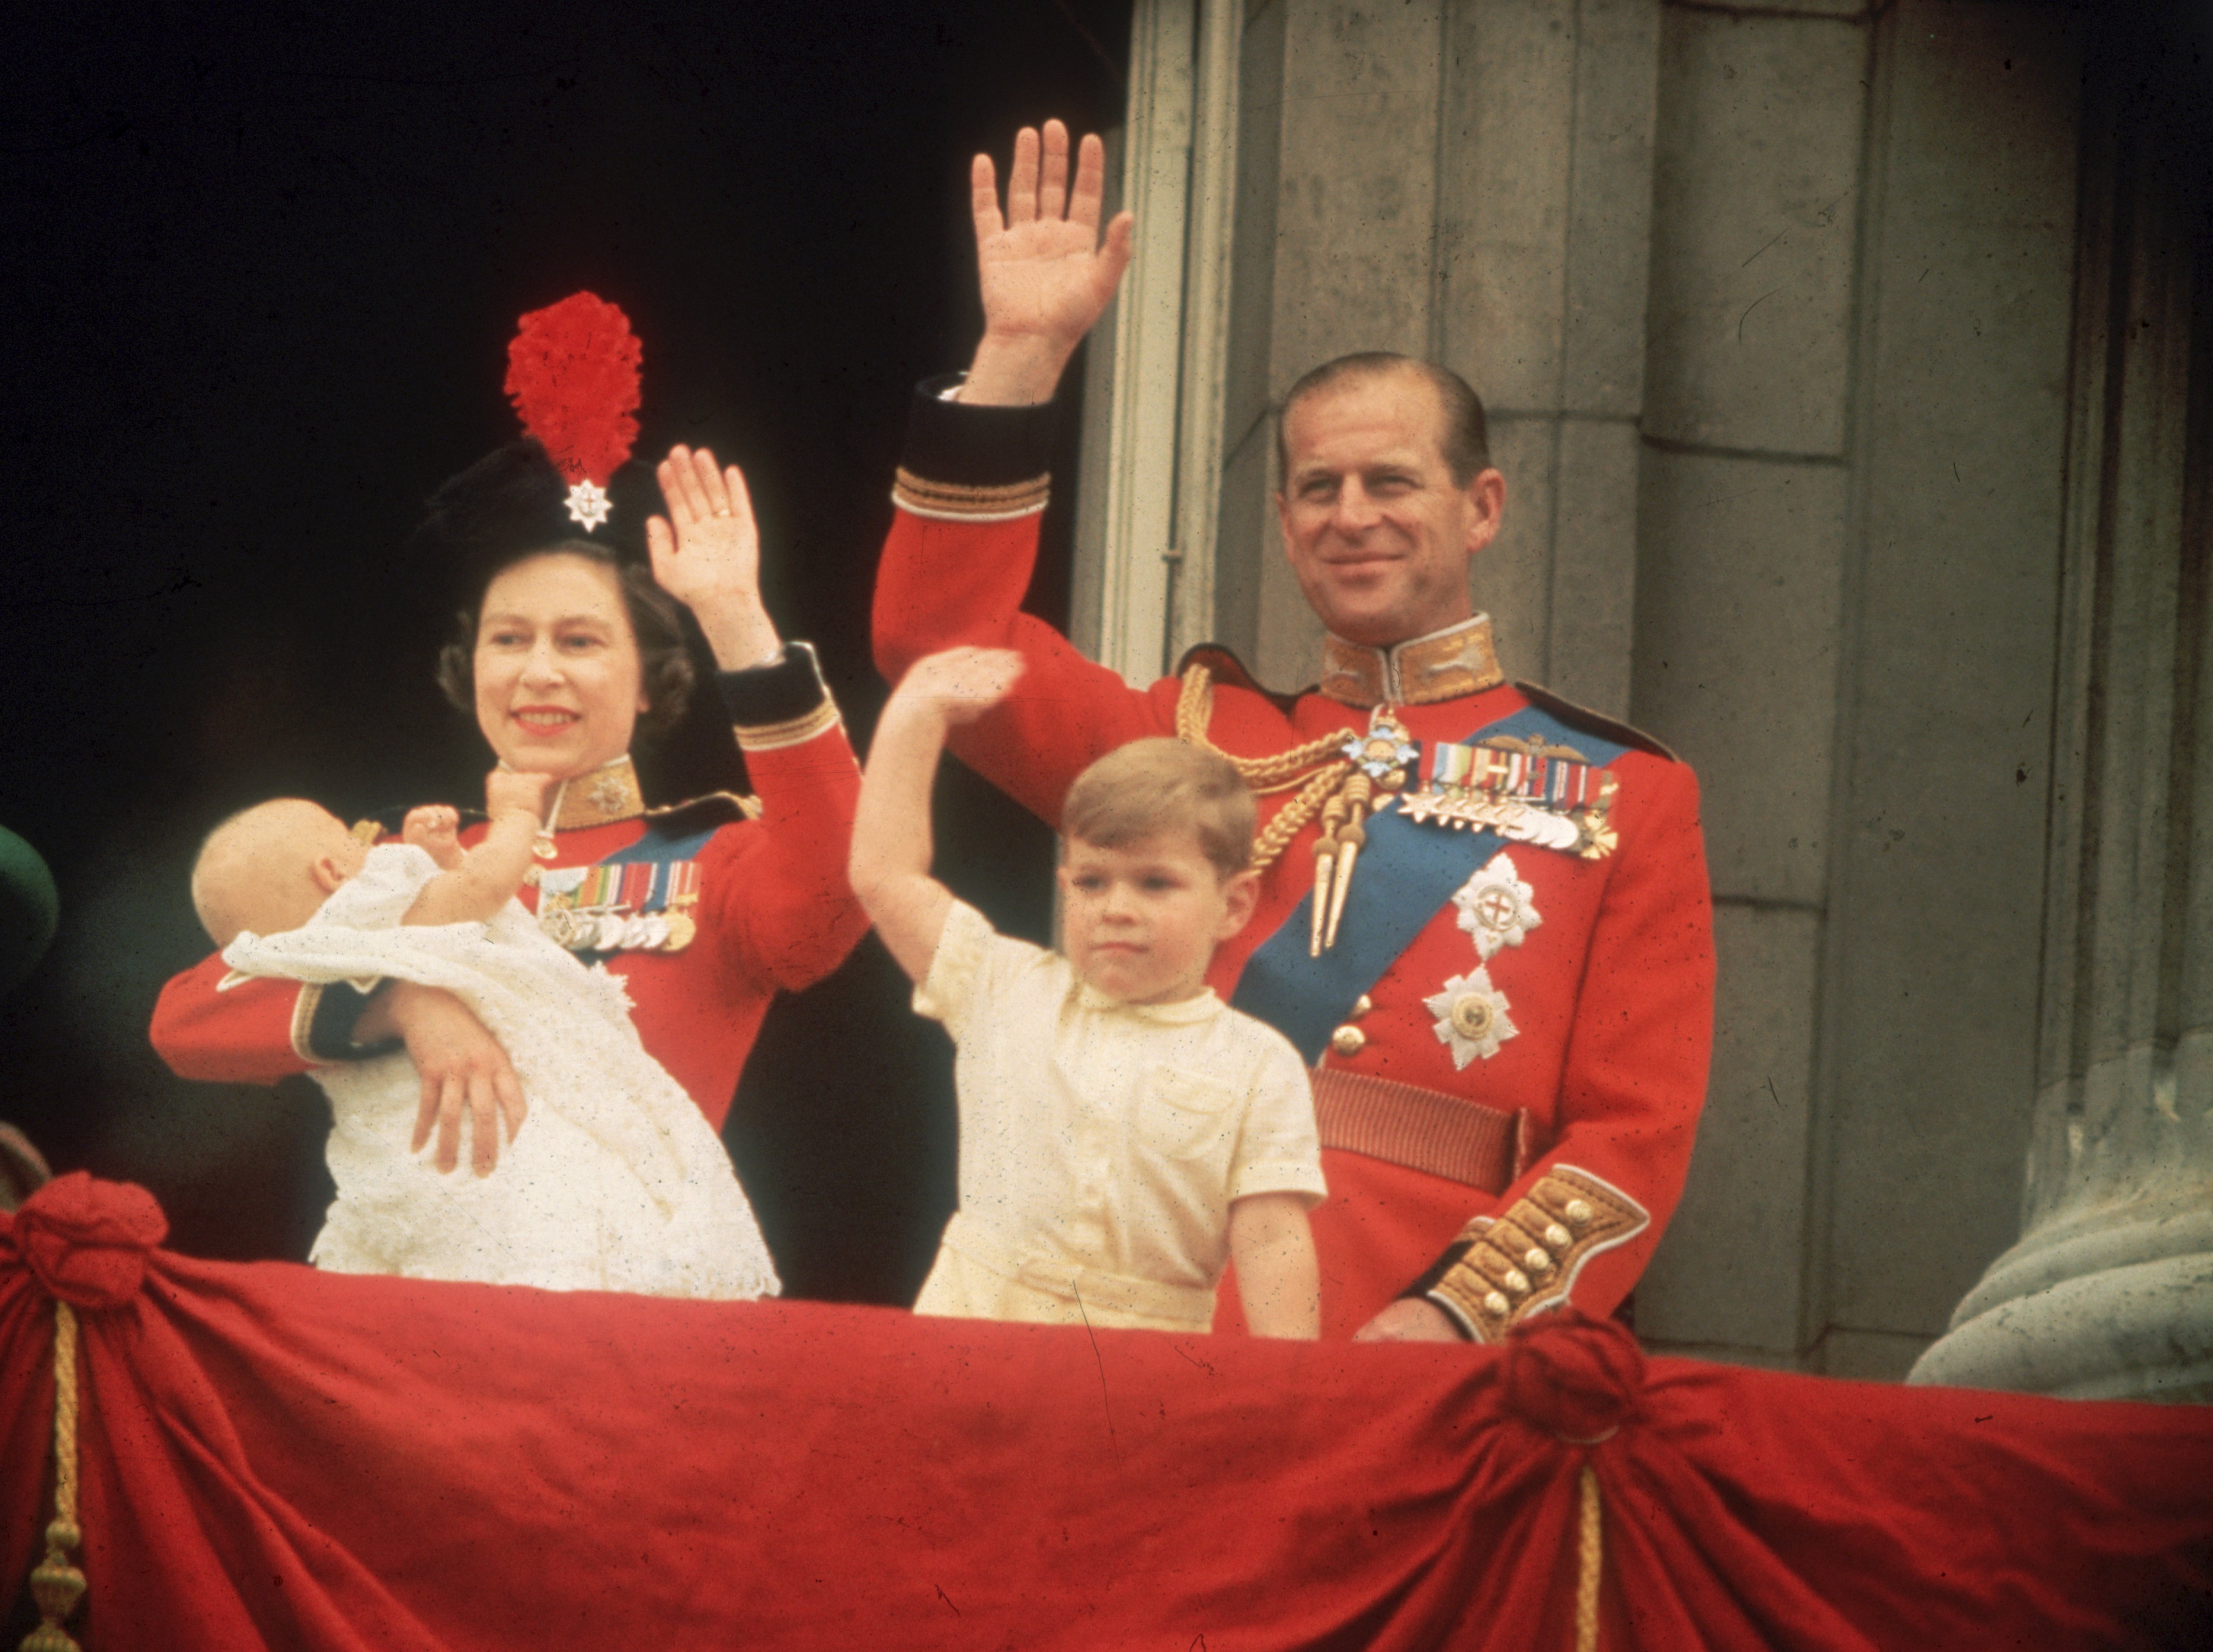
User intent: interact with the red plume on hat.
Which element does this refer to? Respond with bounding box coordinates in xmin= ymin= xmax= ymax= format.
xmin=503 ymin=291 xmax=642 ymax=533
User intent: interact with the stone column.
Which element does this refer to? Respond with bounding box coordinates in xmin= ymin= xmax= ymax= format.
xmin=1215 ymin=0 xmax=1448 ymax=685
xmin=1214 ymin=0 xmax=1659 ymax=705
xmin=1436 ymin=0 xmax=1659 ymax=717
xmin=1633 ymin=0 xmax=2087 ymax=1378
xmin=1624 ymin=0 xmax=1869 ymax=1367
xmin=1910 ymin=36 xmax=2213 ymax=1402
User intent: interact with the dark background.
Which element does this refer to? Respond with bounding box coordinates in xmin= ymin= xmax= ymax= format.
xmin=0 ymin=0 xmax=1132 ymax=1302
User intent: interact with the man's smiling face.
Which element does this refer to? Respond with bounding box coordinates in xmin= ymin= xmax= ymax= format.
xmin=1275 ymin=367 xmax=1504 ymax=647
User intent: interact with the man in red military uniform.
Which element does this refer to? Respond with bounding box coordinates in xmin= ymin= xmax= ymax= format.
xmin=874 ymin=123 xmax=1714 ymax=1342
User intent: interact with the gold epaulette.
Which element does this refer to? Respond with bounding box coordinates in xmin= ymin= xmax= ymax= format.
xmin=1427 ymin=1166 xmax=1650 ymax=1343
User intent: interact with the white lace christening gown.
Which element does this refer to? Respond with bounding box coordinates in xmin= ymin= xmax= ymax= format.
xmin=223 ymin=843 xmax=779 ymax=1300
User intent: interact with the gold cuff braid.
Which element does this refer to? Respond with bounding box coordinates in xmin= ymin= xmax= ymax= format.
xmin=891 ymin=467 xmax=1050 ymax=521
xmin=1427 ymin=1166 xmax=1649 ymax=1343
xmin=289 ymin=983 xmax=325 ymax=1063
xmin=734 ymin=700 xmax=842 ymax=753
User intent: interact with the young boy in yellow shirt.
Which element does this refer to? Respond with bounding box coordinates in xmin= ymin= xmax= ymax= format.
xmin=850 ymin=646 xmax=1324 ymax=1336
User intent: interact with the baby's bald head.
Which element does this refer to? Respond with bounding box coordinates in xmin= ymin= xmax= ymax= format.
xmin=192 ymin=799 xmax=369 ymax=948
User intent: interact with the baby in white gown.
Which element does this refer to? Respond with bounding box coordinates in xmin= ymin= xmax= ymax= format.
xmin=191 ymin=775 xmax=778 ymax=1301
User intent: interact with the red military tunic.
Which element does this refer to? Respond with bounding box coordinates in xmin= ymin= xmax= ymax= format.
xmin=152 ymin=651 xmax=865 ymax=1135
xmin=875 ymin=385 xmax=1713 ymax=1340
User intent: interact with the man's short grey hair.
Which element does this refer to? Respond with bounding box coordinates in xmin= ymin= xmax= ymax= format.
xmin=1275 ymin=353 xmax=1491 ymax=488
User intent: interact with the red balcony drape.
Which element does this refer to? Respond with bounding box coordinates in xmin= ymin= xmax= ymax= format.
xmin=4 ymin=1173 xmax=2208 ymax=1650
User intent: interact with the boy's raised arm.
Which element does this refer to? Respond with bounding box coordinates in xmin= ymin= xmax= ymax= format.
xmin=850 ymin=649 xmax=1025 ymax=984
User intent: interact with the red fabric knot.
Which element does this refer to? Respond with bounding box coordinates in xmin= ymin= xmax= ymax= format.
xmin=3 ymin=1171 xmax=168 ymax=1310
xmin=1499 ymin=1312 xmax=1645 ymax=1444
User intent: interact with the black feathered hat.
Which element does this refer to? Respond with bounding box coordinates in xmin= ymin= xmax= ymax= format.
xmin=413 ymin=292 xmax=652 ymax=592
xmin=411 ymin=293 xmax=749 ymax=801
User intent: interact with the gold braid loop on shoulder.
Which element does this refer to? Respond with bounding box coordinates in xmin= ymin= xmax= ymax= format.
xmin=1175 ymin=663 xmax=1352 ymax=874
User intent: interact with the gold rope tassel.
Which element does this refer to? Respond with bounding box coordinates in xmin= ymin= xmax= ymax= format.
xmin=20 ymin=1300 xmax=85 ymax=1652
xmin=1310 ymin=791 xmax=1345 ymax=954
xmin=1321 ymin=771 xmax=1373 ymax=952
xmin=1263 ymin=758 xmax=1350 ymax=877
xmin=1573 ymin=1464 xmax=1603 ymax=1652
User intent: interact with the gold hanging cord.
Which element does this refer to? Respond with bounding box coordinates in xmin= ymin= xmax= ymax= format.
xmin=1533 ymin=1342 xmax=1620 ymax=1652
xmin=20 ymin=1300 xmax=86 ymax=1652
xmin=1573 ymin=1463 xmax=1604 ymax=1652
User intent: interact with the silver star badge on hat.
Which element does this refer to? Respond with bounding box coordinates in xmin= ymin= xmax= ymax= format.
xmin=564 ymin=479 xmax=612 ymax=530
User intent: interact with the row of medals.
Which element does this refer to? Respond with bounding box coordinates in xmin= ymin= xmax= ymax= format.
xmin=1345 ymin=713 xmax=1616 ymax=860
xmin=1395 ymin=787 xmax=1605 ymax=855
xmin=526 ymin=860 xmax=700 ymax=954
xmin=540 ymin=902 xmax=698 ymax=954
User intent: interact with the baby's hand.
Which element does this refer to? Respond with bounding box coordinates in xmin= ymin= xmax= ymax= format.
xmin=485 ymin=768 xmax=558 ymax=823
xmin=401 ymin=805 xmax=466 ymax=871
xmin=898 ymin=647 xmax=1025 ymax=725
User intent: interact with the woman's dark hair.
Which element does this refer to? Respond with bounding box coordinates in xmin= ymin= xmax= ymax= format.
xmin=435 ymin=539 xmax=696 ymax=739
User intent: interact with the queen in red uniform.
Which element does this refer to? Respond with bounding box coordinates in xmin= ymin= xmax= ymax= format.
xmin=154 ymin=384 xmax=865 ymax=1179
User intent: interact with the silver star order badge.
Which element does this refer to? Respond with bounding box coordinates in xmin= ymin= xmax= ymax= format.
xmin=587 ymin=773 xmax=629 ymax=814
xmin=564 ymin=479 xmax=612 ymax=531
xmin=1425 ymin=968 xmax=1517 ymax=1068
xmin=1451 ymin=851 xmax=1540 ymax=960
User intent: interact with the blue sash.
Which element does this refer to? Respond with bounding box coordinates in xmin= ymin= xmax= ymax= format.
xmin=597 ymin=823 xmax=717 ymax=867
xmin=1230 ymin=706 xmax=1627 ymax=1063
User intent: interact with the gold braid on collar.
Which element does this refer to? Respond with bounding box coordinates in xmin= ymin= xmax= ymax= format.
xmin=541 ymin=756 xmax=647 ymax=831
xmin=1318 ymin=616 xmax=1504 ymax=708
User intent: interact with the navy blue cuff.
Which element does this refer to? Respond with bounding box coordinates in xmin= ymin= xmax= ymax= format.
xmin=715 ymin=639 xmax=830 ymax=728
xmin=1403 ymin=1240 xmax=1478 ymax=1340
xmin=902 ymin=376 xmax=1060 ymax=487
xmin=306 ymin=979 xmax=400 ymax=1062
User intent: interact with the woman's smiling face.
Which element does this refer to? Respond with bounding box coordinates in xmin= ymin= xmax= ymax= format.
xmin=472 ymin=552 xmax=648 ymax=779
